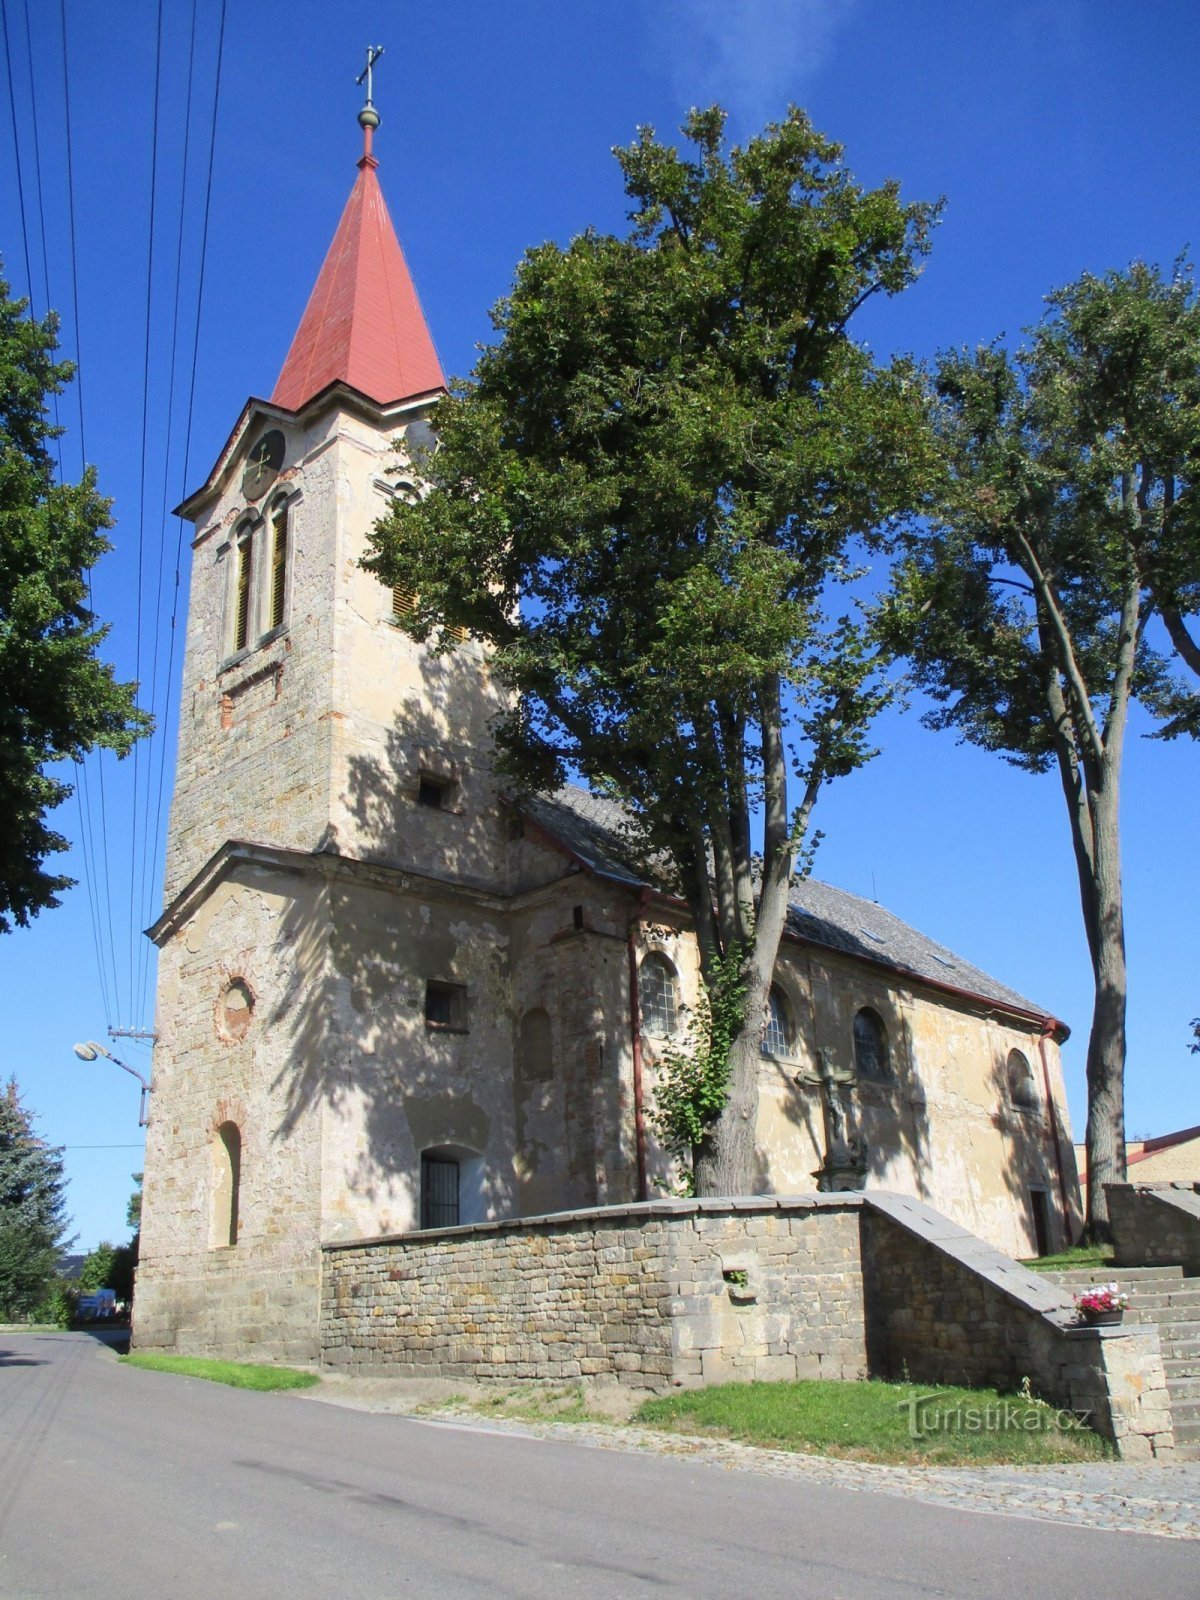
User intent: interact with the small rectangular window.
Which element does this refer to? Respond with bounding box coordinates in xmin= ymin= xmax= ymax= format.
xmin=269 ymin=505 xmax=288 ymax=630
xmin=417 ymin=777 xmax=448 ymax=809
xmin=234 ymin=536 xmax=253 ymax=652
xmin=392 ymin=583 xmax=417 ymax=620
xmin=424 ymin=980 xmax=467 ymax=1031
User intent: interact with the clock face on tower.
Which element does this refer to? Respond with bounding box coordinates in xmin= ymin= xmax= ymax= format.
xmin=241 ymin=429 xmax=286 ymax=502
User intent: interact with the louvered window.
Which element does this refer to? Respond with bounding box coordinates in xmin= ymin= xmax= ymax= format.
xmin=269 ymin=504 xmax=288 ymax=630
xmin=392 ymin=583 xmax=417 ymax=620
xmin=234 ymin=535 xmax=252 ymax=652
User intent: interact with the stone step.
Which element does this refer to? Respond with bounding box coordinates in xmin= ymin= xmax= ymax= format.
xmin=1121 ymin=1290 xmax=1200 ymax=1312
xmin=1126 ymin=1312 xmax=1200 ymax=1337
xmin=1172 ymin=1419 xmax=1200 ymax=1445
xmin=1166 ymin=1374 xmax=1200 ymax=1400
xmin=1174 ymin=1442 xmax=1200 ymax=1461
xmin=1044 ymin=1265 xmax=1184 ymax=1285
xmin=1168 ymin=1398 xmax=1200 ymax=1426
xmin=1165 ymin=1355 xmax=1200 ymax=1377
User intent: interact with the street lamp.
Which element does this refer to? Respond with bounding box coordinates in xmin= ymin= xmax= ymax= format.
xmin=72 ymin=1041 xmax=153 ymax=1127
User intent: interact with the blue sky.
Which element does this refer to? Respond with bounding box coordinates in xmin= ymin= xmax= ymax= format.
xmin=3 ymin=0 xmax=1197 ymax=1248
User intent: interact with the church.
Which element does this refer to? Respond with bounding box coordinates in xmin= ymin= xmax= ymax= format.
xmin=133 ymin=99 xmax=1082 ymax=1361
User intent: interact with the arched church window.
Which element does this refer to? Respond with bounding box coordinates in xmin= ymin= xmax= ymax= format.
xmin=853 ymin=1007 xmax=890 ymax=1080
xmin=420 ymin=1150 xmax=460 ymax=1229
xmin=211 ymin=1122 xmax=241 ymax=1248
xmin=518 ymin=1008 xmax=554 ymax=1082
xmin=761 ymin=985 xmax=793 ymax=1058
xmin=1008 ymin=1048 xmax=1039 ymax=1111
xmin=639 ymin=953 xmax=679 ymax=1036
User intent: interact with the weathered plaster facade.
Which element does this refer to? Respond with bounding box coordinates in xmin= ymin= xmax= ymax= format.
xmin=135 ymin=141 xmax=1081 ymax=1364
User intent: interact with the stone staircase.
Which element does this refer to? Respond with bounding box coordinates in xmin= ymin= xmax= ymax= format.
xmin=1045 ymin=1265 xmax=1200 ymax=1459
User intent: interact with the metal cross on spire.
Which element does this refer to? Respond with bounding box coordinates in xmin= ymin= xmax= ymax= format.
xmin=356 ymin=45 xmax=385 ymax=163
xmin=357 ymin=44 xmax=384 ymax=108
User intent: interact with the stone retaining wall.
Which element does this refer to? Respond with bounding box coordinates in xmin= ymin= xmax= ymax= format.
xmin=1108 ymin=1182 xmax=1200 ymax=1276
xmin=319 ymin=1192 xmax=1175 ymax=1459
xmin=321 ymin=1197 xmax=866 ymax=1389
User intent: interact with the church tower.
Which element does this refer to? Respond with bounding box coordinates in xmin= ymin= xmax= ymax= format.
xmin=132 ymin=95 xmax=632 ymax=1361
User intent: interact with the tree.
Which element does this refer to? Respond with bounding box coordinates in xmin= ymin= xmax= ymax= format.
xmin=368 ymin=108 xmax=938 ymax=1193
xmin=0 ymin=1078 xmax=73 ymax=1319
xmin=881 ymin=263 xmax=1200 ymax=1235
xmin=0 ymin=274 xmax=149 ymax=931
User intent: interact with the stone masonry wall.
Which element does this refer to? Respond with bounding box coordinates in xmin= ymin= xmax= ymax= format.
xmin=321 ymin=1198 xmax=866 ymax=1388
xmin=862 ymin=1193 xmax=1175 ymax=1460
xmin=1108 ymin=1181 xmax=1200 ymax=1277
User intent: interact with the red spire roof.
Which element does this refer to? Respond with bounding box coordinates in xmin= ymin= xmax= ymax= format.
xmin=271 ymin=145 xmax=445 ymax=412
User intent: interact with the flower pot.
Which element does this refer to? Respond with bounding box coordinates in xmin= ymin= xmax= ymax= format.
xmin=1081 ymin=1308 xmax=1123 ymax=1326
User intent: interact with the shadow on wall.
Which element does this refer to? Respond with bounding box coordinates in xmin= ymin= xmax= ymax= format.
xmin=260 ymin=643 xmax=518 ymax=1237
xmin=343 ymin=642 xmax=504 ymax=880
xmin=984 ymin=1041 xmax=1073 ymax=1254
xmin=754 ymin=1010 xmax=933 ymax=1202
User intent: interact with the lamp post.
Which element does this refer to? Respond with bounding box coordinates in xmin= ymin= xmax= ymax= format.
xmin=72 ymin=1041 xmax=152 ymax=1127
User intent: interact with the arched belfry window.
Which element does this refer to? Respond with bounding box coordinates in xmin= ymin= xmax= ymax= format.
xmin=211 ymin=1122 xmax=241 ymax=1248
xmin=853 ymin=1007 xmax=890 ymax=1081
xmin=639 ymin=953 xmax=679 ymax=1036
xmin=268 ymin=498 xmax=289 ymax=631
xmin=1008 ymin=1048 xmax=1040 ymax=1111
xmin=233 ymin=525 xmax=254 ymax=652
xmin=761 ymin=985 xmax=793 ymax=1058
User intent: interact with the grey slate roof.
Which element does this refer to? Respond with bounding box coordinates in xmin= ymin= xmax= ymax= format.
xmin=520 ymin=784 xmax=1053 ymax=1023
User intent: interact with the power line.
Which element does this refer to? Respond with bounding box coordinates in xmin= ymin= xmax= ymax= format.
xmin=59 ymin=0 xmax=123 ymax=1021
xmin=149 ymin=0 xmax=229 ymax=985
xmin=137 ymin=0 xmax=201 ymax=1025
xmin=128 ymin=0 xmax=166 ymax=1025
xmin=1 ymin=0 xmax=35 ymax=303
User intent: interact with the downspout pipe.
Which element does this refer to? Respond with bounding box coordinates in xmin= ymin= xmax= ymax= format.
xmin=627 ymin=888 xmax=651 ymax=1202
xmin=1037 ymin=1019 xmax=1076 ymax=1244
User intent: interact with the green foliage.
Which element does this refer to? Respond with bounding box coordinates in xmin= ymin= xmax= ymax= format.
xmin=0 ymin=1078 xmax=74 ymax=1319
xmin=879 ymin=261 xmax=1200 ymax=1226
xmin=1022 ymin=1243 xmax=1114 ymax=1272
xmin=39 ymin=1280 xmax=78 ymax=1328
xmin=120 ymin=1353 xmax=319 ymax=1391
xmin=78 ymin=1238 xmax=136 ymax=1300
xmin=648 ymin=944 xmax=747 ymax=1185
xmin=126 ymin=1172 xmax=142 ymax=1231
xmin=634 ymin=1378 xmax=1110 ymax=1465
xmin=0 ymin=274 xmax=149 ymax=931
xmin=881 ymin=261 xmax=1200 ymax=767
xmin=367 ymin=108 xmax=938 ymax=1187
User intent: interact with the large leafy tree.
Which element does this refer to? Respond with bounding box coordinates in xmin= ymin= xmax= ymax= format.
xmin=0 ymin=1078 xmax=73 ymax=1319
xmin=0 ymin=275 xmax=148 ymax=931
xmin=368 ymin=108 xmax=938 ymax=1194
xmin=881 ymin=263 xmax=1200 ymax=1234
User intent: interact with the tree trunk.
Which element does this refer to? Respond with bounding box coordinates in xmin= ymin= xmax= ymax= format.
xmin=1080 ymin=779 xmax=1129 ymax=1237
xmin=693 ymin=1022 xmax=765 ymax=1196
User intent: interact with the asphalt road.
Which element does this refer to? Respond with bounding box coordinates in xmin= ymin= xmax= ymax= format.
xmin=1 ymin=1332 xmax=1197 ymax=1600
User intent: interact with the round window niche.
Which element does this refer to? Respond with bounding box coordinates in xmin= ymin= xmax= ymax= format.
xmin=219 ymin=977 xmax=255 ymax=1041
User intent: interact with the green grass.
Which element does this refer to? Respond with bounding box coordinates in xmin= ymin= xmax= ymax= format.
xmin=121 ymin=1352 xmax=319 ymax=1391
xmin=634 ymin=1378 xmax=1112 ymax=1465
xmin=1022 ymin=1243 xmax=1114 ymax=1272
